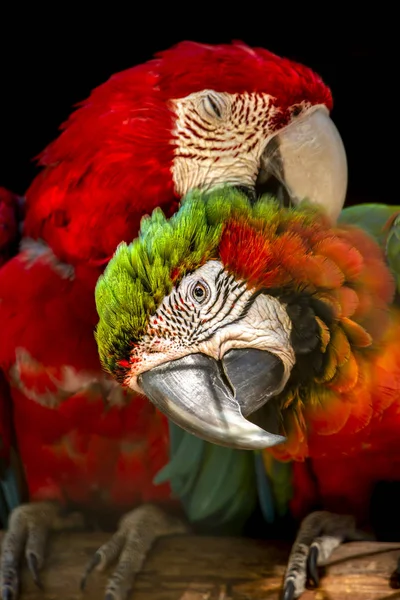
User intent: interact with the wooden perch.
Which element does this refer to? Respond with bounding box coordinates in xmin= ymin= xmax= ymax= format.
xmin=1 ymin=531 xmax=400 ymax=599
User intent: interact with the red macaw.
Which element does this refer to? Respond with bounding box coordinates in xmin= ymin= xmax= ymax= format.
xmin=0 ymin=41 xmax=347 ymax=600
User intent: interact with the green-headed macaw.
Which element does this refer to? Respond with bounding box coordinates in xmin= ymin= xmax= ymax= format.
xmin=96 ymin=186 xmax=400 ymax=599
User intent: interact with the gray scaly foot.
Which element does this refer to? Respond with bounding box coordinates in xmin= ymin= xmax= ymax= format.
xmin=282 ymin=510 xmax=374 ymax=599
xmin=0 ymin=501 xmax=84 ymax=599
xmin=80 ymin=504 xmax=189 ymax=600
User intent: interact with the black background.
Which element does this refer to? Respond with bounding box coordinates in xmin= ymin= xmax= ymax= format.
xmin=0 ymin=11 xmax=397 ymax=206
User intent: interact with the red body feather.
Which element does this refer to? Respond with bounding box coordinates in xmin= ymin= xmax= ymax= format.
xmin=0 ymin=42 xmax=331 ymax=516
xmin=289 ymin=315 xmax=400 ymax=525
xmin=0 ymin=252 xmax=172 ymax=511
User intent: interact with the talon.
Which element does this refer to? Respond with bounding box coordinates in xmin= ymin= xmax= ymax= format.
xmin=390 ymin=572 xmax=400 ymax=589
xmin=282 ymin=579 xmax=295 ymax=600
xmin=80 ymin=552 xmax=101 ymax=591
xmin=390 ymin=557 xmax=400 ymax=589
xmin=283 ymin=511 xmax=359 ymax=598
xmin=80 ymin=505 xmax=186 ymax=599
xmin=27 ymin=553 xmax=43 ymax=589
xmin=2 ymin=589 xmax=15 ymax=600
xmin=307 ymin=545 xmax=320 ymax=586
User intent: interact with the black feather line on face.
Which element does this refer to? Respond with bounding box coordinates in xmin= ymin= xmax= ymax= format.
xmin=280 ymin=291 xmax=335 ymax=386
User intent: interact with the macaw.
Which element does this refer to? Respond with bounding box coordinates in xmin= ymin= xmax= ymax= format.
xmin=0 ymin=41 xmax=347 ymax=600
xmin=96 ymin=186 xmax=400 ymax=599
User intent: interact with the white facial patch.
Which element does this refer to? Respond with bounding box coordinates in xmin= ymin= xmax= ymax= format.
xmin=171 ymin=90 xmax=285 ymax=195
xmin=126 ymin=260 xmax=295 ymax=392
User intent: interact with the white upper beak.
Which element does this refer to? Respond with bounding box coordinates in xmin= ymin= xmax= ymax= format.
xmin=262 ymin=107 xmax=348 ymax=222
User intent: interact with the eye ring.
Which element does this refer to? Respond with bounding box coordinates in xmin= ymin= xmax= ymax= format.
xmin=201 ymin=92 xmax=225 ymax=120
xmin=190 ymin=280 xmax=210 ymax=304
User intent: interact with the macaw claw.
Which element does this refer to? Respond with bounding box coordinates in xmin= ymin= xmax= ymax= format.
xmin=282 ymin=579 xmax=295 ymax=600
xmin=0 ymin=501 xmax=84 ymax=600
xmin=80 ymin=553 xmax=102 ymax=590
xmin=26 ymin=553 xmax=43 ymax=589
xmin=80 ymin=504 xmax=188 ymax=600
xmin=306 ymin=545 xmax=320 ymax=587
xmin=0 ymin=502 xmax=187 ymax=600
xmin=0 ymin=502 xmax=56 ymax=599
xmin=390 ymin=558 xmax=400 ymax=589
xmin=281 ymin=510 xmax=374 ymax=599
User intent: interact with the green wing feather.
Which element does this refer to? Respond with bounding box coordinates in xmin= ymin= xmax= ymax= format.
xmin=156 ymin=421 xmax=258 ymax=534
xmin=339 ymin=203 xmax=400 ymax=294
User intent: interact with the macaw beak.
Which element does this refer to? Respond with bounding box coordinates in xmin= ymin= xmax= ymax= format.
xmin=259 ymin=108 xmax=347 ymax=222
xmin=138 ymin=349 xmax=287 ymax=450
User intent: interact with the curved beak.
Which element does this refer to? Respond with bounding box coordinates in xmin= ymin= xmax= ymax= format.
xmin=138 ymin=349 xmax=286 ymax=450
xmin=260 ymin=108 xmax=347 ymax=222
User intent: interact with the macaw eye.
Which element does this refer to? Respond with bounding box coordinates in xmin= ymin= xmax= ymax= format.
xmin=201 ymin=92 xmax=225 ymax=120
xmin=190 ymin=280 xmax=210 ymax=304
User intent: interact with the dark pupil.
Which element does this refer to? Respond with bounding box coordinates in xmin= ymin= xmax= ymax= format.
xmin=208 ymin=96 xmax=221 ymax=118
xmin=194 ymin=286 xmax=205 ymax=299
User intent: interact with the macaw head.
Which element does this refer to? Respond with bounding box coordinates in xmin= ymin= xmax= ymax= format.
xmin=27 ymin=41 xmax=346 ymax=265
xmin=95 ymin=188 xmax=394 ymax=454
